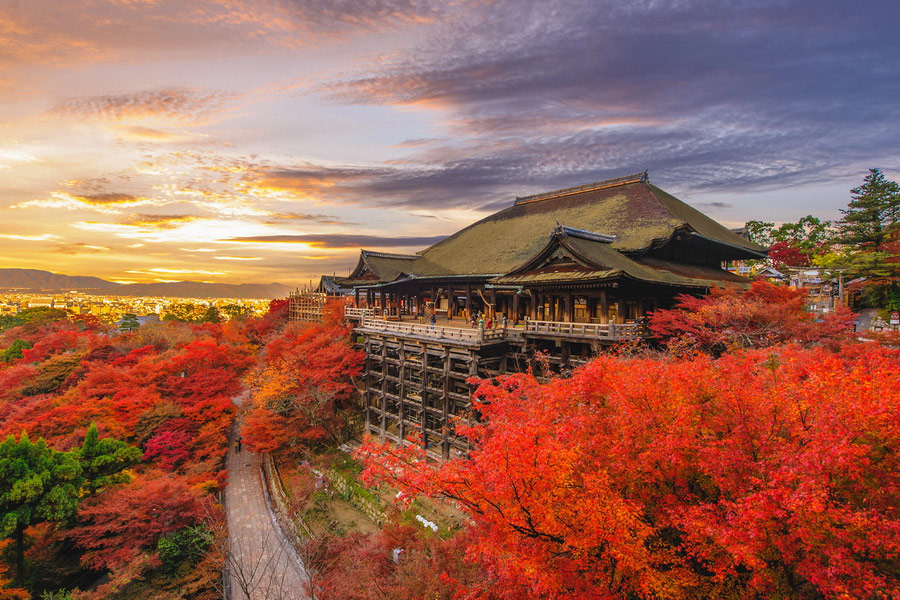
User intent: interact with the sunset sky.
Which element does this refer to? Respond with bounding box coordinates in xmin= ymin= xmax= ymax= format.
xmin=1 ymin=0 xmax=898 ymax=286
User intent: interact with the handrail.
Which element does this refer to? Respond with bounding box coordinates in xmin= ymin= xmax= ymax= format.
xmin=344 ymin=307 xmax=385 ymax=319
xmin=524 ymin=320 xmax=647 ymax=339
xmin=356 ymin=318 xmax=506 ymax=344
xmin=353 ymin=316 xmax=648 ymax=342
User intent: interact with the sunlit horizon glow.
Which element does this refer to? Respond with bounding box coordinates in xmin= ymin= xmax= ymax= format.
xmin=1 ymin=0 xmax=897 ymax=286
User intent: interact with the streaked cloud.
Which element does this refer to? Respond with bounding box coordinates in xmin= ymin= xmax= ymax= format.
xmin=123 ymin=214 xmax=198 ymax=228
xmin=50 ymin=88 xmax=243 ymax=125
xmin=320 ymin=0 xmax=900 ymax=195
xmin=213 ymin=256 xmax=264 ymax=261
xmin=149 ymin=267 xmax=227 ymax=275
xmin=222 ymin=233 xmax=446 ymax=248
xmin=13 ymin=192 xmax=152 ymax=214
xmin=263 ymin=212 xmax=352 ymax=225
xmin=53 ymin=242 xmax=112 ymax=254
xmin=0 ymin=233 xmax=62 ymax=241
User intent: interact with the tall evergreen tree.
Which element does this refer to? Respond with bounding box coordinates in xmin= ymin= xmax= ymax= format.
xmin=838 ymin=168 xmax=900 ymax=251
xmin=118 ymin=313 xmax=139 ymax=332
xmin=74 ymin=423 xmax=141 ymax=496
xmin=0 ymin=434 xmax=82 ymax=584
xmin=822 ymin=169 xmax=900 ymax=308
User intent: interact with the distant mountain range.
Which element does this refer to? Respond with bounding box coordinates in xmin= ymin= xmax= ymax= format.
xmin=0 ymin=269 xmax=295 ymax=299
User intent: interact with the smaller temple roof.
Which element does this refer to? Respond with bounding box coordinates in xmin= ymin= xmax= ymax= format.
xmin=491 ymin=225 xmax=748 ymax=289
xmin=341 ymin=250 xmax=418 ymax=286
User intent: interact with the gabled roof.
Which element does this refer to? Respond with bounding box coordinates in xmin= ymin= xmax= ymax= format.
xmin=492 ymin=224 xmax=748 ymax=289
xmin=341 ymin=250 xmax=418 ymax=286
xmin=408 ymin=172 xmax=765 ymax=278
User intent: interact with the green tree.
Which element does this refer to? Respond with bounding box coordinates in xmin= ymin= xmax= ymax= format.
xmin=199 ymin=305 xmax=222 ymax=324
xmin=824 ymin=169 xmax=900 ymax=308
xmin=14 ymin=308 xmax=69 ymax=326
xmin=1 ymin=340 xmax=32 ymax=364
xmin=0 ymin=433 xmax=82 ymax=584
xmin=162 ymin=303 xmax=202 ymax=323
xmin=0 ymin=315 xmax=24 ymax=331
xmin=746 ymin=215 xmax=833 ymax=267
xmin=221 ymin=303 xmax=252 ymax=321
xmin=74 ymin=423 xmax=141 ymax=496
xmin=838 ymin=168 xmax=900 ymax=251
xmin=118 ymin=313 xmax=139 ymax=332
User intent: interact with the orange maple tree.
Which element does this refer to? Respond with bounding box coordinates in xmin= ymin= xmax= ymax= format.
xmin=360 ymin=343 xmax=900 ymax=599
xmin=648 ymin=280 xmax=854 ymax=355
xmin=242 ymin=314 xmax=363 ymax=454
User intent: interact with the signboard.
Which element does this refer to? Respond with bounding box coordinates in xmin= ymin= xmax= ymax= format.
xmin=891 ymin=312 xmax=899 ymax=326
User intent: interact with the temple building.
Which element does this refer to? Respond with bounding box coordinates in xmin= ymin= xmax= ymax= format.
xmin=310 ymin=172 xmax=767 ymax=458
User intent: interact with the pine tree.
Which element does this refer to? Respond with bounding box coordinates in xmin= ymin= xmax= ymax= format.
xmin=119 ymin=313 xmax=140 ymax=332
xmin=200 ymin=305 xmax=222 ymax=324
xmin=75 ymin=423 xmax=141 ymax=495
xmin=838 ymin=168 xmax=900 ymax=251
xmin=0 ymin=433 xmax=82 ymax=584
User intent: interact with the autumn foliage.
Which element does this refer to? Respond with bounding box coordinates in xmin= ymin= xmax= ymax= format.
xmin=648 ymin=280 xmax=854 ymax=355
xmin=242 ymin=316 xmax=363 ymax=454
xmin=360 ymin=343 xmax=900 ymax=599
xmin=0 ymin=310 xmax=258 ymax=597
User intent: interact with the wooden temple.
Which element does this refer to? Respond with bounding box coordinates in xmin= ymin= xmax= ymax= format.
xmin=320 ymin=172 xmax=766 ymax=458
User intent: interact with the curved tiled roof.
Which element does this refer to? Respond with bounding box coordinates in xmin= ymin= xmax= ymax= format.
xmin=338 ymin=173 xmax=765 ymax=285
xmin=410 ymin=174 xmax=764 ymax=277
xmin=492 ymin=226 xmax=748 ymax=289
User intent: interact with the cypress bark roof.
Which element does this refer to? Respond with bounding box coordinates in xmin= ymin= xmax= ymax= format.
xmin=492 ymin=225 xmax=748 ymax=288
xmin=339 ymin=173 xmax=765 ymax=286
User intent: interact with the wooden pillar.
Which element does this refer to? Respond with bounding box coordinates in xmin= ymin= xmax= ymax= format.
xmin=440 ymin=347 xmax=451 ymax=453
xmin=490 ymin=288 xmax=496 ymax=317
xmin=420 ymin=344 xmax=429 ymax=447
xmin=447 ymin=287 xmax=453 ymax=320
xmin=566 ymin=293 xmax=574 ymax=322
xmin=512 ymin=292 xmax=520 ymax=325
xmin=465 ymin=284 xmax=471 ymax=318
xmin=364 ymin=337 xmax=372 ymax=432
xmin=600 ymin=290 xmax=609 ymax=324
xmin=398 ymin=341 xmax=406 ymax=441
xmin=355 ymin=288 xmax=360 ymax=308
xmin=380 ymin=338 xmax=388 ymax=438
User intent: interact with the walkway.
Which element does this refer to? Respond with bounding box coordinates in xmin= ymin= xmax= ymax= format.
xmin=225 ymin=392 xmax=309 ymax=600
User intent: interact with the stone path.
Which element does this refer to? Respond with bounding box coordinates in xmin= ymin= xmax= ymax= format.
xmin=225 ymin=393 xmax=309 ymax=600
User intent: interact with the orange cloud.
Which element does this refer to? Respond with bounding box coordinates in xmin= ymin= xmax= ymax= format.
xmin=50 ymin=88 xmax=244 ymax=125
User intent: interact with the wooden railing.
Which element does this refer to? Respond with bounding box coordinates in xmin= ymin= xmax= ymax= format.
xmin=356 ymin=318 xmax=507 ymax=344
xmin=524 ymin=320 xmax=648 ymax=340
xmin=352 ymin=314 xmax=648 ymax=343
xmin=344 ymin=307 xmax=384 ymax=320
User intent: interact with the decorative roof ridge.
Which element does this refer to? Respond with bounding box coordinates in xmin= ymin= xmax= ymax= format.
xmin=554 ymin=224 xmax=617 ymax=243
xmin=514 ymin=171 xmax=649 ymax=205
xmin=361 ymin=250 xmax=420 ymax=260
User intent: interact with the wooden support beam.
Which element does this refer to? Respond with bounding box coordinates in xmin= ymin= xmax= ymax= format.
xmin=600 ymin=290 xmax=609 ymax=324
xmin=398 ymin=340 xmax=406 ymax=441
xmin=380 ymin=337 xmax=388 ymax=439
xmin=512 ymin=292 xmax=519 ymax=325
xmin=465 ymin=284 xmax=471 ymax=318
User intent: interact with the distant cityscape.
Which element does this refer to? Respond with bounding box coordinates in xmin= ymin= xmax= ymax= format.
xmin=0 ymin=291 xmax=272 ymax=323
